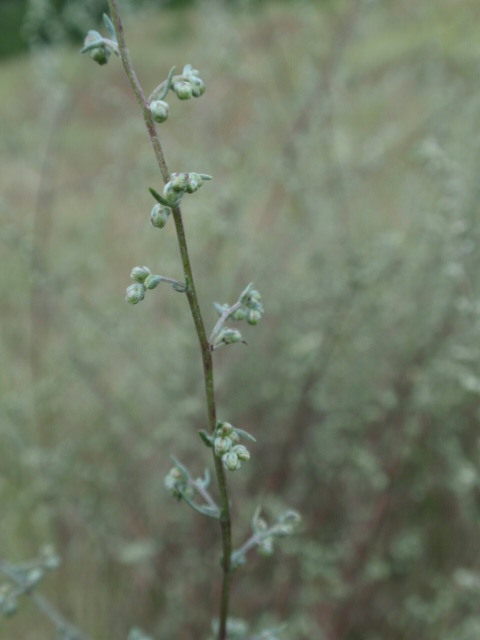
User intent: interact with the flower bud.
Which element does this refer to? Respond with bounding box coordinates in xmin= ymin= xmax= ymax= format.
xmin=214 ymin=437 xmax=232 ymax=456
xmin=247 ymin=309 xmax=262 ymax=325
xmin=257 ymin=536 xmax=274 ymax=557
xmin=125 ymin=283 xmax=145 ymax=304
xmin=232 ymin=444 xmax=250 ymax=462
xmin=250 ymin=289 xmax=261 ymax=301
xmin=151 ymin=203 xmax=170 ymax=228
xmin=82 ymin=30 xmax=111 ymax=65
xmin=216 ymin=420 xmax=234 ymax=437
xmin=231 ymin=307 xmax=247 ymax=321
xmin=190 ymin=76 xmax=206 ymax=97
xmin=90 ymin=46 xmax=110 ymax=65
xmin=185 ymin=172 xmax=203 ymax=193
xmin=164 ymin=467 xmax=185 ymax=499
xmin=130 ymin=266 xmax=151 ymax=283
xmin=26 ymin=568 xmax=44 ymax=588
xmin=150 ymin=99 xmax=169 ymax=123
xmin=254 ymin=517 xmax=268 ymax=533
xmin=163 ymin=181 xmax=184 ymax=206
xmin=222 ymin=451 xmax=242 ymax=471
xmin=1 ymin=596 xmax=18 ymax=618
xmin=144 ymin=274 xmax=162 ymax=290
xmin=170 ymin=172 xmax=189 ymax=192
xmin=173 ymin=80 xmax=193 ymax=100
xmin=40 ymin=545 xmax=60 ymax=570
xmin=221 ymin=328 xmax=243 ymax=344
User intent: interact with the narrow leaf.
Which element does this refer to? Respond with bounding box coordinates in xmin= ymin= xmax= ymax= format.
xmin=158 ymin=67 xmax=176 ymax=100
xmin=103 ymin=13 xmax=117 ymax=40
xmin=149 ymin=187 xmax=170 ymax=207
xmin=181 ymin=493 xmax=220 ymax=519
xmin=234 ymin=427 xmax=257 ymax=443
xmin=170 ymin=455 xmax=190 ymax=480
xmin=198 ymin=430 xmax=213 ymax=448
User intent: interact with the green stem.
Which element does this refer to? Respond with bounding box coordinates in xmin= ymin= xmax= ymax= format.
xmin=106 ymin=2 xmax=232 ymax=637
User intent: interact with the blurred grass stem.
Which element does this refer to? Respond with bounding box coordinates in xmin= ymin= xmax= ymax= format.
xmin=106 ymin=1 xmax=232 ymax=637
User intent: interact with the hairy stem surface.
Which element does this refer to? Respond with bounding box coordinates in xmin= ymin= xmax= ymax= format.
xmin=107 ymin=1 xmax=232 ymax=637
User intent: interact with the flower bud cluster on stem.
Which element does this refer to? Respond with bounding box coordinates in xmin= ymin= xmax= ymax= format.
xmin=80 ymin=3 xmax=299 ymax=639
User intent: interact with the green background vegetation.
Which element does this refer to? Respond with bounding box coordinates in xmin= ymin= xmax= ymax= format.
xmin=2 ymin=0 xmax=480 ymax=638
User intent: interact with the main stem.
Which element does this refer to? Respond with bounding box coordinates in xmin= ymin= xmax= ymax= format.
xmin=107 ymin=2 xmax=232 ymax=638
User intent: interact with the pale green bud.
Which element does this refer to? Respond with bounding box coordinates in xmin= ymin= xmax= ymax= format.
xmin=214 ymin=437 xmax=232 ymax=456
xmin=247 ymin=309 xmax=262 ymax=325
xmin=163 ymin=181 xmax=184 ymax=205
xmin=232 ymin=444 xmax=250 ymax=461
xmin=221 ymin=328 xmax=243 ymax=344
xmin=222 ymin=451 xmax=242 ymax=471
xmin=144 ymin=274 xmax=162 ymax=290
xmin=130 ymin=266 xmax=151 ymax=283
xmin=231 ymin=307 xmax=247 ymax=321
xmin=255 ymin=517 xmax=268 ymax=532
xmin=257 ymin=536 xmax=274 ymax=557
xmin=90 ymin=46 xmax=110 ymax=65
xmin=26 ymin=568 xmax=44 ymax=588
xmin=190 ymin=76 xmax=206 ymax=97
xmin=182 ymin=64 xmax=198 ymax=77
xmin=40 ymin=545 xmax=60 ymax=570
xmin=213 ymin=302 xmax=230 ymax=316
xmin=216 ymin=421 xmax=234 ymax=437
xmin=150 ymin=203 xmax=170 ymax=228
xmin=275 ymin=524 xmax=295 ymax=537
xmin=173 ymin=80 xmax=193 ymax=100
xmin=281 ymin=509 xmax=302 ymax=525
xmin=150 ymin=99 xmax=169 ymax=123
xmin=250 ymin=289 xmax=261 ymax=301
xmin=1 ymin=597 xmax=18 ymax=618
xmin=83 ymin=31 xmax=111 ymax=65
xmin=164 ymin=467 xmax=185 ymax=499
xmin=170 ymin=172 xmax=189 ymax=192
xmin=185 ymin=172 xmax=203 ymax=193
xmin=125 ymin=283 xmax=145 ymax=304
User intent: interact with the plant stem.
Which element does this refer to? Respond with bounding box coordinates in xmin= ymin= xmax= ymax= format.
xmin=106 ymin=2 xmax=232 ymax=637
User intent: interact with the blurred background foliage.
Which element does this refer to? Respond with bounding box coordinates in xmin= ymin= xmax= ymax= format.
xmin=2 ymin=0 xmax=480 ymax=638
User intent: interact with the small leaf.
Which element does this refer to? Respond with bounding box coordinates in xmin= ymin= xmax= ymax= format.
xmin=103 ymin=13 xmax=116 ymax=40
xmin=181 ymin=492 xmax=220 ymax=519
xmin=170 ymin=456 xmax=190 ymax=480
xmin=198 ymin=430 xmax=213 ymax=448
xmin=171 ymin=281 xmax=187 ymax=293
xmin=158 ymin=67 xmax=176 ymax=100
xmin=234 ymin=427 xmax=256 ymax=443
xmin=149 ymin=187 xmax=171 ymax=207
xmin=198 ymin=173 xmax=213 ymax=181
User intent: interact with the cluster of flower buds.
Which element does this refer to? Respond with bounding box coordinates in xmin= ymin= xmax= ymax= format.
xmin=0 ymin=546 xmax=61 ymax=619
xmin=252 ymin=509 xmax=302 ymax=558
xmin=125 ymin=267 xmax=187 ymax=305
xmin=210 ymin=283 xmax=265 ymax=349
xmin=172 ymin=64 xmax=206 ymax=100
xmin=163 ymin=171 xmax=212 ymax=207
xmin=212 ymin=421 xmax=254 ymax=472
xmin=214 ymin=283 xmax=265 ymax=328
xmin=149 ymin=173 xmax=212 ymax=211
